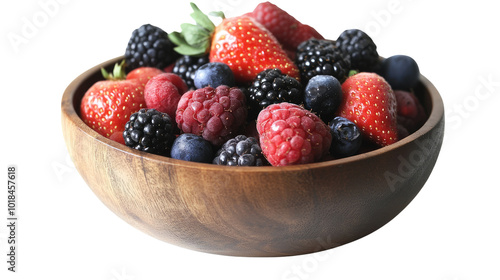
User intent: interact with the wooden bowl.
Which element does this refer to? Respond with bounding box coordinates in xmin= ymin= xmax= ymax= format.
xmin=61 ymin=57 xmax=444 ymax=257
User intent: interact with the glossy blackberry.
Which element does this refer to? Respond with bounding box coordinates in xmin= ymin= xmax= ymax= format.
xmin=335 ymin=29 xmax=379 ymax=72
xmin=172 ymin=55 xmax=209 ymax=89
xmin=213 ymin=135 xmax=265 ymax=166
xmin=123 ymin=108 xmax=175 ymax=156
xmin=125 ymin=24 xmax=179 ymax=71
xmin=246 ymin=69 xmax=303 ymax=118
xmin=296 ymin=39 xmax=351 ymax=84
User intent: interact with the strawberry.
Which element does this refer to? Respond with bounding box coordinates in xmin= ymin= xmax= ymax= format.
xmin=80 ymin=60 xmax=147 ymax=142
xmin=126 ymin=66 xmax=164 ymax=86
xmin=336 ymin=72 xmax=398 ymax=147
xmin=168 ymin=3 xmax=300 ymax=84
xmin=246 ymin=1 xmax=324 ymax=53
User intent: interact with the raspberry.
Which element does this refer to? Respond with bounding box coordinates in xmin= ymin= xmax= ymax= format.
xmin=144 ymin=73 xmax=187 ymax=119
xmin=175 ymin=85 xmax=248 ymax=146
xmin=257 ymin=103 xmax=332 ymax=166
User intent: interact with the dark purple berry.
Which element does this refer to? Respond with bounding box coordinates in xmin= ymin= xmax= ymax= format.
xmin=304 ymin=75 xmax=342 ymax=123
xmin=329 ymin=116 xmax=362 ymax=158
xmin=194 ymin=62 xmax=235 ymax=89
xmin=213 ymin=135 xmax=265 ymax=166
xmin=380 ymin=55 xmax=420 ymax=90
xmin=170 ymin=133 xmax=214 ymax=163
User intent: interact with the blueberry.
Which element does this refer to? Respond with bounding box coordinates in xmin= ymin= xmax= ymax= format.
xmin=380 ymin=55 xmax=420 ymax=90
xmin=329 ymin=116 xmax=362 ymax=158
xmin=304 ymin=75 xmax=342 ymax=123
xmin=194 ymin=62 xmax=235 ymax=89
xmin=170 ymin=133 xmax=214 ymax=163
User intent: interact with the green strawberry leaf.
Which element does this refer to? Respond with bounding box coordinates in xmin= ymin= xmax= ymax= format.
xmin=181 ymin=23 xmax=211 ymax=46
xmin=169 ymin=29 xmax=209 ymax=56
xmin=168 ymin=32 xmax=186 ymax=47
xmin=168 ymin=2 xmax=225 ymax=56
xmin=208 ymin=11 xmax=225 ymax=20
xmin=101 ymin=60 xmax=126 ymax=80
xmin=174 ymin=44 xmax=207 ymax=56
xmin=190 ymin=3 xmax=216 ymax=31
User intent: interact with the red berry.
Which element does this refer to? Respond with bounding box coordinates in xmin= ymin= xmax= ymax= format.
xmin=163 ymin=62 xmax=176 ymax=73
xmin=175 ymin=86 xmax=247 ymax=146
xmin=168 ymin=3 xmax=300 ymax=84
xmin=161 ymin=73 xmax=188 ymax=94
xmin=248 ymin=1 xmax=324 ymax=52
xmin=257 ymin=102 xmax=331 ymax=166
xmin=144 ymin=73 xmax=185 ymax=120
xmin=126 ymin=67 xmax=164 ymax=86
xmin=394 ymin=90 xmax=427 ymax=133
xmin=395 ymin=90 xmax=417 ymax=118
xmin=210 ymin=16 xmax=300 ymax=84
xmin=337 ymin=72 xmax=398 ymax=147
xmin=80 ymin=79 xmax=146 ymax=139
xmin=109 ymin=131 xmax=126 ymax=145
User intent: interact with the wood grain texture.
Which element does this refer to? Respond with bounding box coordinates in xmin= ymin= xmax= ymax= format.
xmin=61 ymin=57 xmax=445 ymax=257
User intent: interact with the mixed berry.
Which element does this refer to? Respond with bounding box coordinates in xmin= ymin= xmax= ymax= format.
xmin=79 ymin=1 xmax=428 ymax=167
xmin=246 ymin=68 xmax=303 ymax=119
xmin=213 ymin=135 xmax=265 ymax=166
xmin=123 ymin=108 xmax=176 ymax=156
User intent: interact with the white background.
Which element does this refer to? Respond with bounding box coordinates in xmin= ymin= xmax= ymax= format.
xmin=1 ymin=0 xmax=499 ymax=279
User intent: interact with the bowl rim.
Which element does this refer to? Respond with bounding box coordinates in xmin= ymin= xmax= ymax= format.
xmin=62 ymin=56 xmax=444 ymax=173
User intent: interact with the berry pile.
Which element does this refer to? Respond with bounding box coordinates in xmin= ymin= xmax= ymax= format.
xmin=80 ymin=1 xmax=427 ymax=167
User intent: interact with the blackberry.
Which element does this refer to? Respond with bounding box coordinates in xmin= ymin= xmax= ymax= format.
xmin=213 ymin=135 xmax=265 ymax=166
xmin=335 ymin=29 xmax=379 ymax=72
xmin=172 ymin=55 xmax=209 ymax=89
xmin=246 ymin=68 xmax=303 ymax=118
xmin=125 ymin=24 xmax=179 ymax=71
xmin=296 ymin=38 xmax=351 ymax=84
xmin=123 ymin=108 xmax=175 ymax=156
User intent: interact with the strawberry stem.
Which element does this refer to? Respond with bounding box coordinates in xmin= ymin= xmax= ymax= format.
xmin=101 ymin=60 xmax=126 ymax=80
xmin=348 ymin=70 xmax=359 ymax=77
